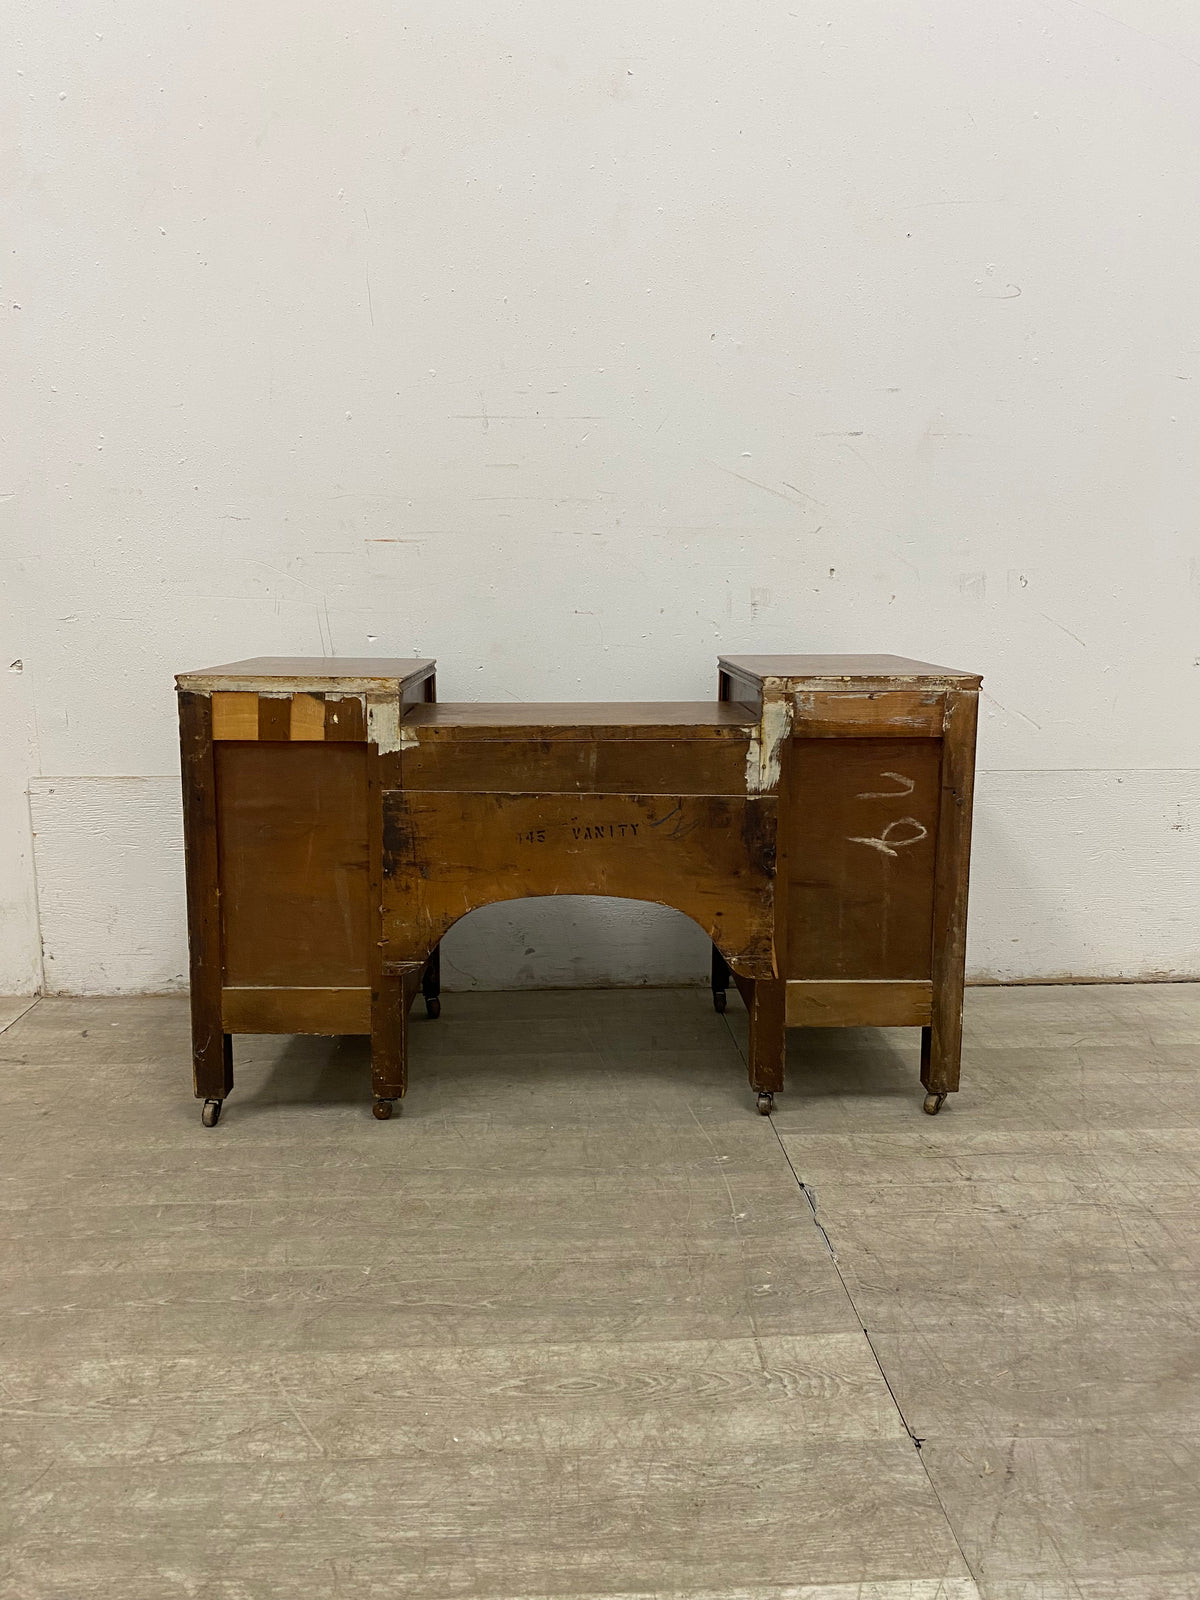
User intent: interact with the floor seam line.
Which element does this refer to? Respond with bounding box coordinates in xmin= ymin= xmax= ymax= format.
xmin=0 ymin=995 xmax=40 ymax=1036
xmin=731 ymin=1019 xmax=982 ymax=1593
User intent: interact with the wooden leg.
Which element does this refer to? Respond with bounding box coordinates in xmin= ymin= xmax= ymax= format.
xmin=711 ymin=943 xmax=731 ymax=1013
xmin=194 ymin=1026 xmax=233 ymax=1102
xmin=924 ymin=686 xmax=978 ymax=1110
xmin=370 ymin=971 xmax=408 ymax=1116
xmin=747 ymin=978 xmax=786 ymax=1098
xmin=422 ymin=944 xmax=441 ymax=1019
xmin=178 ymin=691 xmax=234 ymax=1113
xmin=367 ymin=737 xmax=406 ymax=1117
xmin=921 ymin=1009 xmax=962 ymax=1098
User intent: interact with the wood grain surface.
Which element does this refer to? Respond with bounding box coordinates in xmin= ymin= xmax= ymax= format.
xmin=382 ymin=789 xmax=778 ymax=979
xmin=718 ymin=654 xmax=981 ymax=686
xmin=402 ymin=701 xmax=757 ymax=737
xmin=178 ymin=690 xmax=231 ymax=1100
xmin=787 ymin=737 xmax=942 ymax=982
xmin=176 ymin=657 xmax=436 ymax=693
xmin=216 ymin=742 xmax=370 ymax=988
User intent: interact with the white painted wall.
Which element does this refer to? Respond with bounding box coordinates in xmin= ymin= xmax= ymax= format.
xmin=4 ymin=0 xmax=1199 ymax=994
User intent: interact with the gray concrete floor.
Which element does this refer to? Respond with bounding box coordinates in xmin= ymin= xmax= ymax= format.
xmin=1 ymin=984 xmax=1198 ymax=1599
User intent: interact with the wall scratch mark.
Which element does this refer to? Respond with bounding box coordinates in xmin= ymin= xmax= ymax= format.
xmin=712 ymin=463 xmax=811 ymax=507
xmin=1038 ymin=611 xmax=1087 ymax=649
xmin=984 ymin=691 xmax=1042 ymax=732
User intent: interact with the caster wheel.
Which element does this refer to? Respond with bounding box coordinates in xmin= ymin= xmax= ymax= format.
xmin=372 ymin=1098 xmax=394 ymax=1121
xmin=425 ymin=996 xmax=441 ymax=1020
xmin=756 ymin=1091 xmax=774 ymax=1116
xmin=201 ymin=1098 xmax=222 ymax=1128
xmin=713 ymin=990 xmax=727 ymax=1014
xmin=923 ymin=1092 xmax=947 ymax=1116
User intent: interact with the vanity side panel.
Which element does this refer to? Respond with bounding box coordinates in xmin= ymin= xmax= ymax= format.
xmin=786 ymin=736 xmax=942 ymax=981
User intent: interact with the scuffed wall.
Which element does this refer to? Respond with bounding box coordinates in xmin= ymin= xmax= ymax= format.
xmin=4 ymin=1 xmax=1199 ymax=992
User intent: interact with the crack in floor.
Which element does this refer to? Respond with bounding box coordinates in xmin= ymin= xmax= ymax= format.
xmin=719 ymin=1005 xmax=982 ymax=1592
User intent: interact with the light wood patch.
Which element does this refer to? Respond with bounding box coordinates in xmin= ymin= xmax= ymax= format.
xmin=786 ymin=979 xmax=933 ymax=1027
xmin=795 ymin=691 xmax=945 ymax=737
xmin=211 ymin=692 xmax=260 ymax=741
xmin=221 ymin=984 xmax=370 ymax=1034
xmin=289 ymin=693 xmax=327 ymax=741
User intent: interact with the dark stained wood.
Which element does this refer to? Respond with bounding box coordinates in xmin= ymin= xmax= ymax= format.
xmin=923 ymin=687 xmax=980 ymax=1096
xmin=385 ymin=696 xmax=785 ymax=1105
xmin=402 ymin=738 xmax=752 ymax=796
xmin=367 ymin=740 xmax=405 ymax=1106
xmin=747 ymin=979 xmax=786 ymax=1093
xmin=401 ymin=673 xmax=437 ymax=715
xmin=215 ymin=742 xmax=370 ymax=987
xmin=177 ymin=658 xmax=436 ymax=693
xmin=256 ymin=695 xmax=291 ymax=741
xmin=178 ymin=691 xmax=233 ymax=1100
xmin=179 ymin=653 xmax=978 ymax=1119
xmin=711 ymin=943 xmax=732 ymax=1006
xmin=178 ymin=657 xmax=438 ymax=1119
xmin=787 ymin=737 xmax=942 ymax=981
xmin=402 ymin=703 xmax=756 ymax=739
xmin=324 ymin=695 xmax=366 ymax=742
xmin=717 ymin=655 xmax=980 ymax=1108
xmin=421 ymin=946 xmax=441 ymax=1011
xmin=719 ymin=654 xmax=981 ymax=687
xmin=793 ymin=691 xmax=945 ymax=738
xmin=719 ymin=663 xmax=764 ymax=715
xmin=786 ymin=979 xmax=933 ymax=1028
xmin=382 ymin=788 xmax=777 ymax=982
xmin=221 ymin=985 xmax=371 ymax=1034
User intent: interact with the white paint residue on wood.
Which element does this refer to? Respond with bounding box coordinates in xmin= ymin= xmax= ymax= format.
xmin=746 ymin=696 xmax=792 ymax=794
xmin=366 ymin=697 xmax=414 ymax=754
xmin=324 ymin=693 xmax=365 ymax=735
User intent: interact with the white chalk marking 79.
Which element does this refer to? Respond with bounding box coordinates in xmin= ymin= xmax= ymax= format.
xmin=848 ymin=817 xmax=928 ymax=857
xmin=856 ymin=771 xmax=915 ymax=799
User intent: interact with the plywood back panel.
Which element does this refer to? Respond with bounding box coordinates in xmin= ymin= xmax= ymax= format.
xmin=787 ymin=737 xmax=942 ymax=981
xmin=215 ymin=742 xmax=370 ymax=986
xmin=402 ymin=738 xmax=751 ymax=795
xmin=382 ymin=789 xmax=777 ymax=980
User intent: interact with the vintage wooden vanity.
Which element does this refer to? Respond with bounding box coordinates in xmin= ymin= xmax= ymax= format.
xmin=177 ymin=653 xmax=979 ymax=1124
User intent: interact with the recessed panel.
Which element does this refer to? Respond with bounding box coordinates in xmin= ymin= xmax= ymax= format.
xmin=216 ymin=742 xmax=369 ymax=986
xmin=383 ymin=789 xmax=777 ymax=980
xmin=788 ymin=738 xmax=941 ymax=981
